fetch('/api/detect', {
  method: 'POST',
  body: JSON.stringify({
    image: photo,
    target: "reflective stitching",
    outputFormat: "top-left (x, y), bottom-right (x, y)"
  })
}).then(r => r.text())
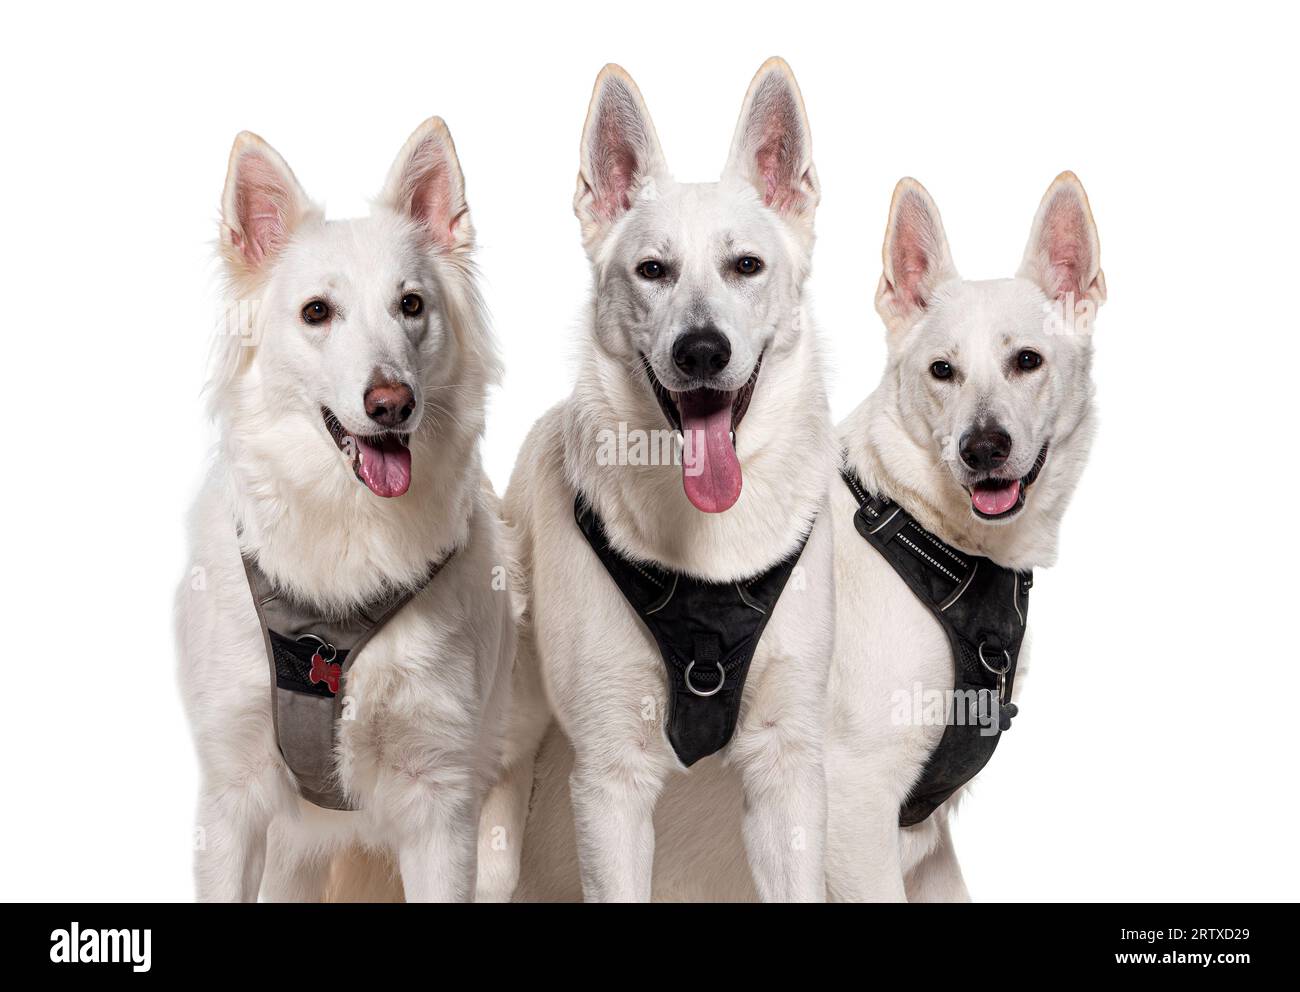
top-left (907, 521), bottom-right (969, 570)
top-left (735, 583), bottom-right (767, 615)
top-left (644, 574), bottom-right (678, 615)
top-left (895, 532), bottom-right (963, 584)
top-left (868, 506), bottom-right (902, 535)
top-left (939, 560), bottom-right (979, 612)
top-left (625, 559), bottom-right (665, 589)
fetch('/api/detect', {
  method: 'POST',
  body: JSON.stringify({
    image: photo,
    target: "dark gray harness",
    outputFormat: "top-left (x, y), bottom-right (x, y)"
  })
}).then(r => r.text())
top-left (241, 546), bottom-right (454, 810)
top-left (841, 468), bottom-right (1032, 826)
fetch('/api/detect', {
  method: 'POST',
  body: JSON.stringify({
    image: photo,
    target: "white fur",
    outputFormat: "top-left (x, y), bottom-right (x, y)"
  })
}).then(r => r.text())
top-left (176, 120), bottom-right (514, 902)
top-left (487, 172), bottom-right (1105, 902)
top-left (477, 60), bottom-right (838, 902)
top-left (826, 172), bottom-right (1106, 900)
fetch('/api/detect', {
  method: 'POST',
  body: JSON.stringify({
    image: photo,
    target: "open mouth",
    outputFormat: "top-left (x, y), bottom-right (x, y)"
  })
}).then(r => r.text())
top-left (322, 407), bottom-right (412, 498)
top-left (966, 442), bottom-right (1049, 520)
top-left (643, 354), bottom-right (762, 514)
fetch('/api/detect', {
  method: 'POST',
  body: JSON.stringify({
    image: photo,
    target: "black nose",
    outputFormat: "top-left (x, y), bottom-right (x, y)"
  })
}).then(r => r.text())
top-left (959, 424), bottom-right (1012, 472)
top-left (364, 380), bottom-right (416, 428)
top-left (672, 327), bottom-right (731, 379)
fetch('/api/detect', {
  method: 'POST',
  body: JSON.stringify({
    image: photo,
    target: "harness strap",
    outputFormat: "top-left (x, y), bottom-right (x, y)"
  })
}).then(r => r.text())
top-left (241, 545), bottom-right (455, 810)
top-left (574, 495), bottom-right (809, 767)
top-left (840, 466), bottom-right (1032, 826)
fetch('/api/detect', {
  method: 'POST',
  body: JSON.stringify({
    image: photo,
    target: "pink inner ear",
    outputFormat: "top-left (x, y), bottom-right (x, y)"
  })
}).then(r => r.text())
top-left (401, 136), bottom-right (457, 249)
top-left (748, 79), bottom-right (805, 214)
top-left (593, 122), bottom-right (637, 218)
top-left (235, 155), bottom-right (295, 266)
top-left (590, 83), bottom-right (646, 220)
top-left (891, 194), bottom-right (940, 310)
top-left (1039, 189), bottom-right (1093, 299)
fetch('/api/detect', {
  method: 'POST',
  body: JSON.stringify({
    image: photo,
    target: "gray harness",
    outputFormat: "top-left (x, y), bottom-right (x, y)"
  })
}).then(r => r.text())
top-left (241, 546), bottom-right (454, 810)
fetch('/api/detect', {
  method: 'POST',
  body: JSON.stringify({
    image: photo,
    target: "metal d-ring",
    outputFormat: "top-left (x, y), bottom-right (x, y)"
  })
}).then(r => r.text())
top-left (684, 660), bottom-right (726, 698)
top-left (297, 633), bottom-right (338, 663)
top-left (977, 641), bottom-right (1011, 676)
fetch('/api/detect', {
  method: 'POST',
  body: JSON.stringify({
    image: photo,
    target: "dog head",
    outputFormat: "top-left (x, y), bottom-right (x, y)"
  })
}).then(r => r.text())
top-left (875, 173), bottom-right (1105, 524)
top-left (574, 58), bottom-right (819, 512)
top-left (215, 118), bottom-right (482, 499)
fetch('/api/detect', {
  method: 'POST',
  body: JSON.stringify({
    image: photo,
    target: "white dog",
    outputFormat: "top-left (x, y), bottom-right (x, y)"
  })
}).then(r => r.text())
top-left (824, 173), bottom-right (1106, 900)
top-left (476, 59), bottom-right (838, 902)
top-left (176, 119), bottom-right (514, 902)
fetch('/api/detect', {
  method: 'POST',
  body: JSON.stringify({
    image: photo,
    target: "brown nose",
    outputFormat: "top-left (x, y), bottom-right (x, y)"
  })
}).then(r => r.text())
top-left (364, 381), bottom-right (416, 428)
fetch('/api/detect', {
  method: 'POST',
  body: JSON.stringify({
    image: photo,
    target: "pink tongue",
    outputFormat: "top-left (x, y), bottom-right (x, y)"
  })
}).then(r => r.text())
top-left (679, 390), bottom-right (741, 513)
top-left (971, 479), bottom-right (1021, 516)
top-left (356, 437), bottom-right (412, 498)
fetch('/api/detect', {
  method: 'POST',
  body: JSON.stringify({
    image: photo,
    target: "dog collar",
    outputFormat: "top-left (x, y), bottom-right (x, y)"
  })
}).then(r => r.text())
top-left (240, 539), bottom-right (456, 810)
top-left (574, 495), bottom-right (810, 767)
top-left (841, 465), bottom-right (1032, 827)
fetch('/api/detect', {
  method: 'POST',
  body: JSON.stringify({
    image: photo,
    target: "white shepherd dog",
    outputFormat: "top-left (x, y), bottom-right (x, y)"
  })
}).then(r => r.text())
top-left (477, 59), bottom-right (839, 902)
top-left (176, 118), bottom-right (514, 902)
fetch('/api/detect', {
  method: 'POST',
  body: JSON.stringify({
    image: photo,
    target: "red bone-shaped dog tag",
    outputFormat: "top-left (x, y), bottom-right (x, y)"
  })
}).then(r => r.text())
top-left (308, 651), bottom-right (341, 694)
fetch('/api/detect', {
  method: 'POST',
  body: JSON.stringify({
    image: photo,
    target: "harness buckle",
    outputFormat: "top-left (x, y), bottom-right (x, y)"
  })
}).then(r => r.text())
top-left (683, 660), bottom-right (726, 698)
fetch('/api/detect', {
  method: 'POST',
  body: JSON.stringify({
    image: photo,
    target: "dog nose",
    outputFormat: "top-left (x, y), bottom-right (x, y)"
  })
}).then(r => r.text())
top-left (959, 424), bottom-right (1012, 472)
top-left (364, 380), bottom-right (416, 429)
top-left (672, 327), bottom-right (731, 379)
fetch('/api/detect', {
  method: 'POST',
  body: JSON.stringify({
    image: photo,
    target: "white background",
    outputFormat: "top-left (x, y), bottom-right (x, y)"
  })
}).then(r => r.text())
top-left (2, 1), bottom-right (1296, 901)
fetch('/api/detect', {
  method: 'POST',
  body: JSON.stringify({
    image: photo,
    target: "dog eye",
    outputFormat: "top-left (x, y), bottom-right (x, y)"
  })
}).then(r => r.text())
top-left (930, 360), bottom-right (954, 381)
top-left (735, 256), bottom-right (763, 276)
top-left (1017, 349), bottom-right (1043, 371)
top-left (636, 259), bottom-right (666, 280)
top-left (400, 293), bottom-right (424, 317)
top-left (301, 300), bottom-right (331, 325)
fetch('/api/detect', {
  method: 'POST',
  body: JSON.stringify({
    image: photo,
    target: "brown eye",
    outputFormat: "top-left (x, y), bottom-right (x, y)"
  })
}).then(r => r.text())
top-left (931, 360), bottom-right (954, 380)
top-left (1017, 349), bottom-right (1043, 371)
top-left (301, 300), bottom-right (330, 325)
top-left (736, 255), bottom-right (763, 276)
top-left (400, 293), bottom-right (424, 317)
top-left (636, 259), bottom-right (665, 280)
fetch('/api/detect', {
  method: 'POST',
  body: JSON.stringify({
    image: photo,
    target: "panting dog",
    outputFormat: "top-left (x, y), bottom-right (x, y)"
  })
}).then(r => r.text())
top-left (824, 172), bottom-right (1106, 900)
top-left (476, 59), bottom-right (839, 902)
top-left (176, 118), bottom-right (514, 902)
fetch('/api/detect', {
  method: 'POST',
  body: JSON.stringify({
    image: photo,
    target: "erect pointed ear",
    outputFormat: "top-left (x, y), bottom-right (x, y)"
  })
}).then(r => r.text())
top-left (380, 116), bottom-right (473, 254)
top-left (1018, 171), bottom-right (1106, 307)
top-left (723, 57), bottom-right (819, 228)
top-left (875, 178), bottom-right (959, 334)
top-left (220, 132), bottom-right (314, 279)
top-left (574, 64), bottom-right (667, 254)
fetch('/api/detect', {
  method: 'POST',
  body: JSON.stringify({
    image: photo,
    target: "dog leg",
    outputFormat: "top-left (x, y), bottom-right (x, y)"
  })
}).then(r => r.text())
top-left (728, 721), bottom-right (828, 902)
top-left (260, 818), bottom-right (331, 903)
top-left (568, 746), bottom-right (668, 902)
top-left (475, 737), bottom-right (545, 902)
top-left (825, 792), bottom-right (907, 902)
top-left (193, 760), bottom-right (283, 902)
top-left (389, 778), bottom-right (480, 903)
top-left (476, 622), bottom-right (550, 902)
top-left (903, 816), bottom-right (971, 902)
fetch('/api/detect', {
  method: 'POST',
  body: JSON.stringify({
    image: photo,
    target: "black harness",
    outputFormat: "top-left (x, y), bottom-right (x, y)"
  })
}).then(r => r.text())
top-left (241, 544), bottom-right (454, 810)
top-left (575, 496), bottom-right (809, 767)
top-left (840, 468), bottom-right (1032, 827)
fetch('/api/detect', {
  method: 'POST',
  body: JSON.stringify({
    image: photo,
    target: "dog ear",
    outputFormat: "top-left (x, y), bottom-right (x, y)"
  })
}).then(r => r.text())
top-left (1018, 171), bottom-right (1106, 307)
top-left (220, 132), bottom-right (314, 279)
top-left (380, 116), bottom-right (473, 254)
top-left (574, 64), bottom-right (667, 253)
top-left (875, 178), bottom-right (958, 334)
top-left (723, 57), bottom-right (819, 229)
